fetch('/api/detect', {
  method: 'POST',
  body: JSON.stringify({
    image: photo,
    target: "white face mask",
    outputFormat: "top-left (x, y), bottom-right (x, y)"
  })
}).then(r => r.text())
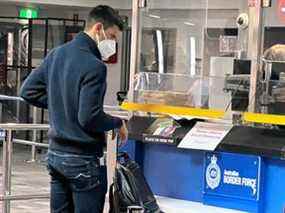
top-left (96, 28), bottom-right (116, 61)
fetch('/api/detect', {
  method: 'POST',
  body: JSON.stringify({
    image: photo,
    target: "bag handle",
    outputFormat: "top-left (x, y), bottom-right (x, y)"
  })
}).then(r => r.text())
top-left (117, 152), bottom-right (129, 160)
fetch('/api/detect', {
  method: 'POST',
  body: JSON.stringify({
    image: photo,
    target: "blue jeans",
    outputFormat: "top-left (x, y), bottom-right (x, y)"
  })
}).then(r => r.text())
top-left (47, 150), bottom-right (107, 213)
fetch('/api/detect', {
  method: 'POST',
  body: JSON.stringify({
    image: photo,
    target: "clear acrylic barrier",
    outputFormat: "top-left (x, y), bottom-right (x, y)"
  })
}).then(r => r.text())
top-left (130, 1), bottom-right (247, 112)
top-left (258, 78), bottom-right (285, 116)
top-left (133, 72), bottom-right (248, 112)
top-left (126, 0), bottom-right (285, 125)
top-left (131, 70), bottom-right (285, 117)
top-left (136, 0), bottom-right (248, 76)
top-left (138, 1), bottom-right (208, 75)
top-left (242, 77), bottom-right (285, 126)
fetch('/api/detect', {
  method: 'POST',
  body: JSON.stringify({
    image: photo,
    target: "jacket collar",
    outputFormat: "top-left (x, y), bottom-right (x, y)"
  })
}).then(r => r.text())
top-left (74, 32), bottom-right (102, 60)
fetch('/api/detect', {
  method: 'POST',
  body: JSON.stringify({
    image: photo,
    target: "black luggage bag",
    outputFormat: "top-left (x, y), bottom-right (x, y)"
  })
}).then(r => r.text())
top-left (109, 152), bottom-right (162, 213)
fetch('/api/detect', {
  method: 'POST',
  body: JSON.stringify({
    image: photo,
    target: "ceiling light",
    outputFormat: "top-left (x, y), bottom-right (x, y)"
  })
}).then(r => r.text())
top-left (148, 14), bottom-right (161, 19)
top-left (184, 22), bottom-right (195, 26)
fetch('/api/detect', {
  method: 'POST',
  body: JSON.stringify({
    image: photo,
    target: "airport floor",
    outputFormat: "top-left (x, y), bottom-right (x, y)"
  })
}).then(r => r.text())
top-left (0, 145), bottom-right (244, 213)
top-left (0, 145), bottom-right (50, 213)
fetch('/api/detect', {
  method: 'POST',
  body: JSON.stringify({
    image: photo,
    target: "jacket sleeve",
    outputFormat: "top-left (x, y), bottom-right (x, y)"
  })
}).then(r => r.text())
top-left (78, 64), bottom-right (122, 133)
top-left (20, 56), bottom-right (49, 109)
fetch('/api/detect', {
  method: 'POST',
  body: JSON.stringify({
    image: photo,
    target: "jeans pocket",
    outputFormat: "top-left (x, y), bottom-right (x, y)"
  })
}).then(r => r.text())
top-left (62, 158), bottom-right (101, 192)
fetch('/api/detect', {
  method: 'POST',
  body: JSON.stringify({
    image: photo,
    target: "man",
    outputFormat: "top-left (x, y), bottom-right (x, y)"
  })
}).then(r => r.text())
top-left (20, 5), bottom-right (128, 213)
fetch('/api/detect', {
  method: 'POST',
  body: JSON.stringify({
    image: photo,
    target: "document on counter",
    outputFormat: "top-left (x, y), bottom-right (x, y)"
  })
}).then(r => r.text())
top-left (178, 122), bottom-right (233, 151)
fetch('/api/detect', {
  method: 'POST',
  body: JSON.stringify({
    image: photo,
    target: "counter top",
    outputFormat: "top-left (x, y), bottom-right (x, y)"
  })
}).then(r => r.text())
top-left (127, 116), bottom-right (285, 159)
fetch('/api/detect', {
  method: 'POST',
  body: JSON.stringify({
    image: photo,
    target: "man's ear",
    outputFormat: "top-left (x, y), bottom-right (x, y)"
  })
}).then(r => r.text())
top-left (93, 22), bottom-right (103, 34)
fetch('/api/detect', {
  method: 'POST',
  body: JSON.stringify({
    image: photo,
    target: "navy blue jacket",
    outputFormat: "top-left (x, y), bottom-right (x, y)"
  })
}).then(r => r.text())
top-left (20, 32), bottom-right (122, 156)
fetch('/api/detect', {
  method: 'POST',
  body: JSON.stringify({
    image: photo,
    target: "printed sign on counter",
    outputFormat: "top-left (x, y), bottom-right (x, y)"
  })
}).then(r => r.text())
top-left (143, 135), bottom-right (175, 144)
top-left (204, 152), bottom-right (263, 202)
top-left (178, 122), bottom-right (232, 151)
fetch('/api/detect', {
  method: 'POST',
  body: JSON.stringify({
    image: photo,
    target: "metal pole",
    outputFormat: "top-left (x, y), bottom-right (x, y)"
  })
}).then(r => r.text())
top-left (106, 132), bottom-right (117, 192)
top-left (1, 193), bottom-right (50, 201)
top-left (248, 0), bottom-right (264, 113)
top-left (7, 130), bottom-right (12, 202)
top-left (13, 139), bottom-right (49, 148)
top-left (0, 124), bottom-right (49, 130)
top-left (2, 130), bottom-right (8, 213)
top-left (25, 19), bottom-right (33, 140)
top-left (0, 103), bottom-right (2, 122)
top-left (30, 107), bottom-right (37, 162)
top-left (16, 28), bottom-right (22, 120)
top-left (2, 129), bottom-right (12, 213)
top-left (128, 0), bottom-right (141, 105)
top-left (40, 19), bottom-right (49, 144)
top-left (121, 26), bottom-right (129, 91)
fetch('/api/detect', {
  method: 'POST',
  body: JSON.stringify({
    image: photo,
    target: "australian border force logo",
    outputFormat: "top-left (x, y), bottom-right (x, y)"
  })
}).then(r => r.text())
top-left (206, 155), bottom-right (221, 190)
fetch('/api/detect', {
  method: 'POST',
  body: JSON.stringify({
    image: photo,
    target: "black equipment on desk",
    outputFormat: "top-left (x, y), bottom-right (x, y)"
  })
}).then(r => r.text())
top-left (231, 59), bottom-right (251, 111)
top-left (267, 62), bottom-right (285, 115)
top-left (117, 91), bottom-right (128, 105)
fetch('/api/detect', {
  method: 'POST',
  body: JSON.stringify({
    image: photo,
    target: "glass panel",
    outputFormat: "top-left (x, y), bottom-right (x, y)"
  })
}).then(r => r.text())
top-left (133, 72), bottom-right (248, 112)
top-left (32, 19), bottom-right (46, 67)
top-left (258, 61), bottom-right (285, 116)
top-left (47, 20), bottom-right (65, 51)
top-left (248, 3), bottom-right (285, 124)
top-left (129, 0), bottom-right (253, 122)
top-left (0, 18), bottom-right (29, 126)
top-left (47, 19), bottom-right (85, 51)
top-left (137, 0), bottom-right (207, 75)
top-left (0, 18), bottom-right (28, 68)
top-left (202, 0), bottom-right (249, 119)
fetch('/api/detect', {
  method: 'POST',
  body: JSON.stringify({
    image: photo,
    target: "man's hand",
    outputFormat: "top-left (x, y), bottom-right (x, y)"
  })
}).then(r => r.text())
top-left (118, 120), bottom-right (128, 147)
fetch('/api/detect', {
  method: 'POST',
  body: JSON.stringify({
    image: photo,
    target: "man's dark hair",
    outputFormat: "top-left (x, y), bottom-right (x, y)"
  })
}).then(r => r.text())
top-left (86, 5), bottom-right (124, 31)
